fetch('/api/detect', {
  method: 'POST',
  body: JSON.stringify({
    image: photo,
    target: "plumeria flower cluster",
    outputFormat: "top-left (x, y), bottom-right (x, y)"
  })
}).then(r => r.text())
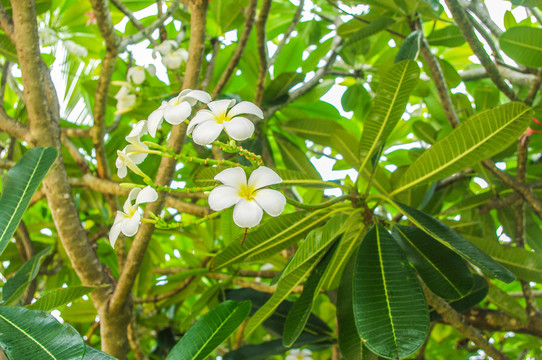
top-left (109, 186), bottom-right (158, 247)
top-left (153, 40), bottom-right (189, 69)
top-left (127, 64), bottom-right (156, 85)
top-left (111, 88), bottom-right (285, 246)
top-left (286, 349), bottom-right (313, 360)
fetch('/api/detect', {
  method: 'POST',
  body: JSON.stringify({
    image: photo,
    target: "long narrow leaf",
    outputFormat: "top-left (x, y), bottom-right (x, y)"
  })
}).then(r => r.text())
top-left (385, 199), bottom-right (515, 283)
top-left (28, 286), bottom-right (96, 312)
top-left (358, 60), bottom-right (419, 177)
top-left (0, 306), bottom-right (85, 360)
top-left (166, 300), bottom-right (251, 360)
top-left (393, 103), bottom-right (532, 195)
top-left (353, 225), bottom-right (429, 359)
top-left (0, 147), bottom-right (58, 256)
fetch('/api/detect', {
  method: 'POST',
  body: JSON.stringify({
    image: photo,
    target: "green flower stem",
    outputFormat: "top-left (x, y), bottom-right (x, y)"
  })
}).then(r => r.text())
top-left (144, 141), bottom-right (250, 170)
top-left (154, 209), bottom-right (228, 230)
top-left (213, 140), bottom-right (263, 167)
top-left (285, 195), bottom-right (352, 210)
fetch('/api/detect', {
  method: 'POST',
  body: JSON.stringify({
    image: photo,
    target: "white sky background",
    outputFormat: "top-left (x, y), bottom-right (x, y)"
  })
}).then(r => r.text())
top-left (51, 0), bottom-right (531, 196)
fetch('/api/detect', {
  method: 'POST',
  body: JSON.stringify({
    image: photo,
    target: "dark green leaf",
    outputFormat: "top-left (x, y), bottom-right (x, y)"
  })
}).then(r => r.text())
top-left (430, 275), bottom-right (488, 321)
top-left (353, 224), bottom-right (429, 359)
top-left (0, 147), bottom-right (58, 257)
top-left (0, 307), bottom-right (85, 360)
top-left (427, 25), bottom-right (465, 47)
top-left (500, 27), bottom-right (542, 68)
top-left (28, 286), bottom-right (96, 312)
top-left (166, 300), bottom-right (251, 360)
top-left (395, 30), bottom-right (421, 63)
top-left (391, 225), bottom-right (474, 300)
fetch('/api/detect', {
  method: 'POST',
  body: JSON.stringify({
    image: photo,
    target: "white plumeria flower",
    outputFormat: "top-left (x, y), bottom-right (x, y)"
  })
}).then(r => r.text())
top-left (162, 48), bottom-right (189, 69)
top-left (115, 85), bottom-right (136, 114)
top-left (109, 186), bottom-right (158, 247)
top-left (285, 349), bottom-right (312, 360)
top-left (39, 27), bottom-right (58, 45)
top-left (153, 39), bottom-right (178, 57)
top-left (127, 65), bottom-right (156, 85)
top-left (147, 89), bottom-right (211, 137)
top-left (115, 120), bottom-right (149, 178)
top-left (64, 40), bottom-right (88, 57)
top-left (187, 99), bottom-right (263, 146)
top-left (208, 166), bottom-right (285, 228)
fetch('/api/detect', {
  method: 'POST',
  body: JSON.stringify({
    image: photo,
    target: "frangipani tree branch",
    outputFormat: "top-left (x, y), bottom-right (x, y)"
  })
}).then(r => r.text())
top-left (445, 0), bottom-right (518, 101)
top-left (110, 0), bottom-right (208, 315)
top-left (254, 0), bottom-right (272, 106)
top-left (0, 108), bottom-right (29, 141)
top-left (120, 0), bottom-right (182, 52)
top-left (211, 0), bottom-right (258, 98)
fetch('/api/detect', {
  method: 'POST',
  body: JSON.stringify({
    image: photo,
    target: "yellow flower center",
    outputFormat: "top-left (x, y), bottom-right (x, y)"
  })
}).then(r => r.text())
top-left (297, 355), bottom-right (304, 360)
top-left (215, 111), bottom-right (231, 124)
top-left (238, 184), bottom-right (255, 201)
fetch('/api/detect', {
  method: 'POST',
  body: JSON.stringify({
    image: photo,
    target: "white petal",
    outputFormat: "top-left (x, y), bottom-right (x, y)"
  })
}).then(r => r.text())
top-left (162, 53), bottom-right (183, 69)
top-left (233, 199), bottom-right (263, 228)
top-left (214, 167), bottom-right (246, 188)
top-left (285, 357), bottom-right (296, 360)
top-left (228, 101), bottom-right (264, 119)
top-left (177, 48), bottom-right (189, 61)
top-left (253, 189), bottom-right (286, 217)
top-left (127, 187), bottom-right (142, 206)
top-left (191, 120), bottom-right (224, 145)
top-left (163, 101), bottom-right (192, 125)
top-left (179, 89), bottom-right (192, 97)
top-left (223, 116), bottom-right (255, 141)
top-left (116, 158), bottom-right (127, 178)
top-left (147, 103), bottom-right (166, 137)
top-left (121, 211), bottom-right (141, 237)
top-left (207, 99), bottom-right (235, 115)
top-left (109, 222), bottom-right (122, 248)
top-left (185, 89), bottom-right (212, 104)
top-left (135, 186), bottom-right (158, 205)
top-left (248, 166), bottom-right (283, 189)
top-left (301, 349), bottom-right (312, 356)
top-left (208, 185), bottom-right (241, 211)
top-left (127, 67), bottom-right (145, 84)
top-left (126, 120), bottom-right (147, 143)
top-left (125, 144), bottom-right (148, 164)
top-left (187, 110), bottom-right (214, 134)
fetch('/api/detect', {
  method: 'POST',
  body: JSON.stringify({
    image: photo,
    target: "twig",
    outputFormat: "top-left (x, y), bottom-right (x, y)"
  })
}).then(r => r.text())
top-left (61, 136), bottom-right (91, 174)
top-left (268, 0), bottom-right (304, 67)
top-left (460, 66), bottom-right (537, 87)
top-left (483, 160), bottom-right (542, 221)
top-left (0, 61), bottom-right (9, 103)
top-left (531, 8), bottom-right (542, 26)
top-left (110, 0), bottom-right (159, 47)
top-left (0, 108), bottom-right (29, 141)
top-left (0, 3), bottom-right (14, 43)
top-left (120, 0), bottom-right (181, 52)
top-left (445, 0), bottom-right (517, 101)
top-left (524, 68), bottom-right (542, 106)
top-left (254, 0), bottom-right (273, 106)
top-left (422, 283), bottom-right (511, 360)
top-left (466, 0), bottom-right (503, 37)
top-left (127, 319), bottom-right (148, 360)
top-left (202, 38), bottom-right (219, 91)
top-left (413, 17), bottom-right (460, 128)
top-left (212, 0), bottom-right (258, 98)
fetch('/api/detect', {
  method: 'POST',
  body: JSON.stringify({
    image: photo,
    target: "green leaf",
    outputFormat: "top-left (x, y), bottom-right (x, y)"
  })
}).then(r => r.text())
top-left (385, 199), bottom-right (516, 283)
top-left (321, 220), bottom-right (365, 290)
top-left (282, 118), bottom-right (337, 147)
top-left (358, 60), bottom-right (420, 176)
top-left (341, 84), bottom-right (371, 113)
top-left (2, 247), bottom-right (51, 305)
top-left (353, 224), bottom-right (429, 359)
top-left (337, 253), bottom-right (362, 360)
top-left (427, 25), bottom-right (465, 47)
top-left (487, 286), bottom-right (527, 323)
top-left (274, 133), bottom-right (320, 178)
top-left (500, 27), bottom-right (542, 68)
top-left (245, 214), bottom-right (346, 336)
top-left (263, 72), bottom-right (305, 105)
top-left (212, 210), bottom-right (329, 269)
top-left (393, 102), bottom-right (532, 195)
top-left (395, 30), bottom-right (421, 63)
top-left (282, 244), bottom-right (336, 347)
top-left (244, 253), bottom-right (324, 336)
top-left (0, 306), bottom-right (85, 360)
top-left (429, 274), bottom-right (488, 321)
top-left (83, 346), bottom-right (118, 360)
top-left (28, 286), bottom-right (96, 312)
top-left (0, 34), bottom-right (17, 62)
top-left (166, 300), bottom-right (251, 360)
top-left (412, 120), bottom-right (438, 144)
top-left (331, 129), bottom-right (361, 168)
top-left (391, 226), bottom-right (474, 300)
top-left (466, 235), bottom-right (542, 283)
top-left (0, 147), bottom-right (58, 257)
top-left (342, 18), bottom-right (395, 49)
top-left (510, 0), bottom-right (542, 6)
